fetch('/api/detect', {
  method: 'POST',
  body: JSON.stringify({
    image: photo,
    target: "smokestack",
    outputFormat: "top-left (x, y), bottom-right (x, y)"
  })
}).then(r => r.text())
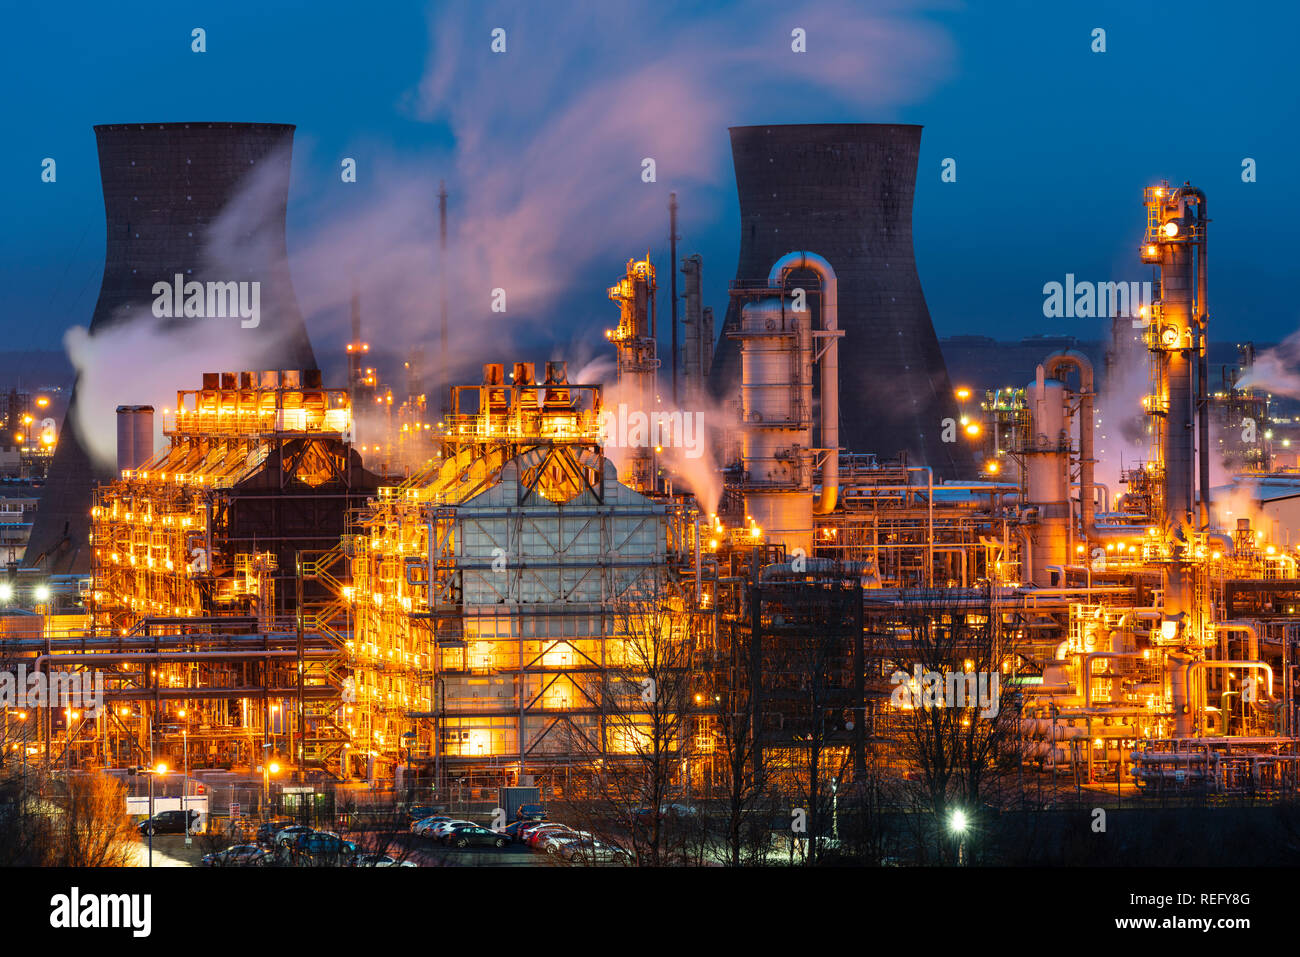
top-left (438, 181), bottom-right (449, 415)
top-left (114, 405), bottom-right (154, 474)
top-left (26, 122), bottom-right (316, 574)
top-left (681, 254), bottom-right (707, 403)
top-left (669, 192), bottom-right (679, 405)
top-left (710, 124), bottom-right (969, 478)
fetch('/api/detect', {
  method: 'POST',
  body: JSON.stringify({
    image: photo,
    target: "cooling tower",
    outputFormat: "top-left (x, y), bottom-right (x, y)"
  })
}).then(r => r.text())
top-left (26, 122), bottom-right (316, 575)
top-left (709, 124), bottom-right (969, 479)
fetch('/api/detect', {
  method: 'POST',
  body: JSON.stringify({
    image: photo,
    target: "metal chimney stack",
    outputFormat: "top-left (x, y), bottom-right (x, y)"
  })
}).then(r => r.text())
top-left (710, 124), bottom-right (969, 478)
top-left (26, 122), bottom-right (317, 574)
top-left (114, 405), bottom-right (154, 474)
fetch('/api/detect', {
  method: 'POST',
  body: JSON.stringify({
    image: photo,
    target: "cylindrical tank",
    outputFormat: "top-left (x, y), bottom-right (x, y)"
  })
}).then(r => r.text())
top-left (1169, 653), bottom-right (1194, 737)
top-left (115, 405), bottom-right (155, 473)
top-left (738, 297), bottom-right (813, 554)
top-left (1025, 374), bottom-right (1070, 584)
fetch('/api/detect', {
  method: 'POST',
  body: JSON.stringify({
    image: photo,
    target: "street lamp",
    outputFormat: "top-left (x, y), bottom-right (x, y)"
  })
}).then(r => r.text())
top-left (130, 763), bottom-right (169, 867)
top-left (949, 809), bottom-right (968, 865)
top-left (262, 746), bottom-right (281, 818)
top-left (178, 710), bottom-right (191, 845)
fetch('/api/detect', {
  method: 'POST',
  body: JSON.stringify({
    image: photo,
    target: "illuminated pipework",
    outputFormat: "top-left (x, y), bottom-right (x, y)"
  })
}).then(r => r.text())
top-left (166, 370), bottom-right (351, 441)
top-left (607, 257), bottom-right (660, 494)
top-left (1140, 181), bottom-right (1209, 537)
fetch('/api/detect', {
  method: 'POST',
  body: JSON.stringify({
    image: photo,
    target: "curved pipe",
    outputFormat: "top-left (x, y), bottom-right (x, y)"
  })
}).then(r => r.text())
top-left (768, 251), bottom-right (838, 514)
top-left (1214, 622), bottom-right (1259, 660)
top-left (1184, 660), bottom-right (1273, 713)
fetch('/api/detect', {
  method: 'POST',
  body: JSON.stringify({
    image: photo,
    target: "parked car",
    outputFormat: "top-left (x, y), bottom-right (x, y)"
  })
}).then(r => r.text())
top-left (442, 824), bottom-right (509, 849)
top-left (138, 809), bottom-right (201, 836)
top-left (558, 839), bottom-right (630, 865)
top-left (201, 844), bottom-right (271, 867)
top-left (502, 819), bottom-right (548, 843)
top-left (351, 853), bottom-right (419, 867)
top-left (525, 823), bottom-right (572, 849)
top-left (426, 819), bottom-right (476, 840)
top-left (540, 829), bottom-right (592, 855)
top-left (256, 819), bottom-right (296, 846)
top-left (404, 805), bottom-right (439, 824)
top-left (293, 831), bottom-right (358, 864)
top-left (274, 824), bottom-right (315, 847)
top-left (411, 815), bottom-right (454, 836)
top-left (515, 803), bottom-right (547, 821)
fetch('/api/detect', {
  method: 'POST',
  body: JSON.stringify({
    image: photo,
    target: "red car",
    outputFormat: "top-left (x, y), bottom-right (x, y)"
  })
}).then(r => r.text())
top-left (525, 823), bottom-right (572, 849)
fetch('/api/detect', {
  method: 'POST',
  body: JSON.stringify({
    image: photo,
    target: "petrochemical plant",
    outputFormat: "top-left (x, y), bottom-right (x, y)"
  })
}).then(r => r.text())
top-left (5, 121), bottom-right (1300, 817)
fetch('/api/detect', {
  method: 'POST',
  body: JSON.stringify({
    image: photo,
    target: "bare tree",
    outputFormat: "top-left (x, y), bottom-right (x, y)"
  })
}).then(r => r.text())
top-left (61, 772), bottom-right (139, 867)
top-left (703, 614), bottom-right (770, 866)
top-left (0, 769), bottom-right (137, 866)
top-left (876, 588), bottom-right (1023, 864)
top-left (560, 582), bottom-right (698, 866)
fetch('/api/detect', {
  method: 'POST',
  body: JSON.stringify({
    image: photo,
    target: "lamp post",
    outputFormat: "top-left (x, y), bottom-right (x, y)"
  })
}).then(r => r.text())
top-left (261, 745), bottom-right (280, 819)
top-left (131, 763), bottom-right (168, 867)
top-left (179, 709), bottom-right (190, 845)
top-left (949, 808), bottom-right (968, 866)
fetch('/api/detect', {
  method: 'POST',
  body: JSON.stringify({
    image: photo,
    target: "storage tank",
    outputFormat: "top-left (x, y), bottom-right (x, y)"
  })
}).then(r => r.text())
top-left (735, 296), bottom-right (814, 554)
top-left (1024, 371), bottom-right (1069, 585)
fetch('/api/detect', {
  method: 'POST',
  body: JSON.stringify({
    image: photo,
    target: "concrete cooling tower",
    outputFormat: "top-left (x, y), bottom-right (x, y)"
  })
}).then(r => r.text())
top-left (26, 122), bottom-right (317, 574)
top-left (709, 123), bottom-right (969, 479)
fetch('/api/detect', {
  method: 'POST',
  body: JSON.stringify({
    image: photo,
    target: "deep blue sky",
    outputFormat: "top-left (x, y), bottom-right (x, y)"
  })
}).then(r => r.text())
top-left (3, 0), bottom-right (1298, 373)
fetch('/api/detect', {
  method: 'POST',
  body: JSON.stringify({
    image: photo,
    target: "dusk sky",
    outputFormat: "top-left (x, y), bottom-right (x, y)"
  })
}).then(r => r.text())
top-left (4, 0), bottom-right (1298, 373)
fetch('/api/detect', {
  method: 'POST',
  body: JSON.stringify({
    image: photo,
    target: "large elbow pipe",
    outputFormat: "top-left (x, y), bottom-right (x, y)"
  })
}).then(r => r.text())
top-left (1215, 622), bottom-right (1259, 660)
top-left (769, 251), bottom-right (838, 514)
top-left (1184, 660), bottom-right (1273, 713)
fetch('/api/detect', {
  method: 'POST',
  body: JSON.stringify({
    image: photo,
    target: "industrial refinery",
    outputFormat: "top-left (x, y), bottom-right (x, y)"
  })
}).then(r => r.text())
top-left (8, 121), bottom-right (1296, 832)
top-left (5, 13), bottom-right (1299, 922)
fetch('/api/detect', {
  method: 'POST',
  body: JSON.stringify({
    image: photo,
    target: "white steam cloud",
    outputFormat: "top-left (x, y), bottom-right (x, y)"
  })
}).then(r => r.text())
top-left (66, 0), bottom-right (953, 488)
top-left (1236, 329), bottom-right (1300, 398)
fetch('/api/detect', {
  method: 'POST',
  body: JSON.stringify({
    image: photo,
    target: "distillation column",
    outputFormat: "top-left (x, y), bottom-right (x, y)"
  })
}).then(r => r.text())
top-left (1022, 367), bottom-right (1070, 585)
top-left (1142, 182), bottom-right (1208, 623)
top-left (607, 257), bottom-right (660, 494)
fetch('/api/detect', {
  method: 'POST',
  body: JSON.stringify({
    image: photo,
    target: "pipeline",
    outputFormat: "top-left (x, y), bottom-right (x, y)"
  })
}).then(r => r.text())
top-left (1215, 622), bottom-right (1259, 660)
top-left (1183, 659), bottom-right (1274, 714)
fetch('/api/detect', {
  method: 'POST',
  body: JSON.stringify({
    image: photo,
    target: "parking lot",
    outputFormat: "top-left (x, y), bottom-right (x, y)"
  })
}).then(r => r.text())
top-left (153, 805), bottom-right (645, 868)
